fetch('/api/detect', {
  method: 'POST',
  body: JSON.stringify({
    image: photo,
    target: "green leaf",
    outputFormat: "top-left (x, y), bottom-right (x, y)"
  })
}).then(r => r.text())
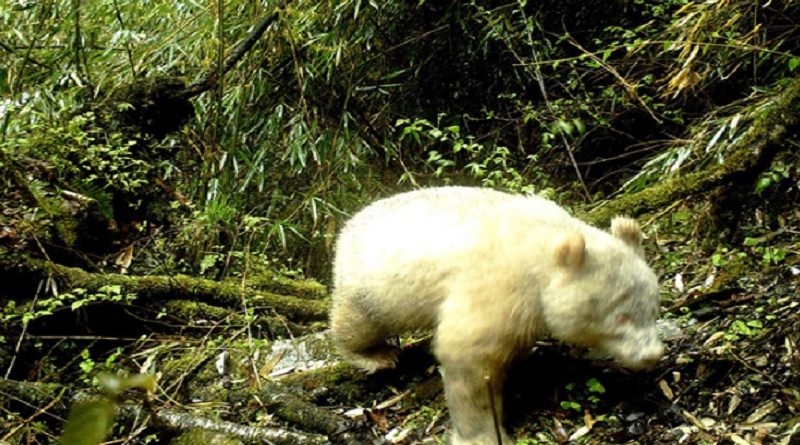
top-left (672, 210), bottom-right (691, 222)
top-left (556, 119), bottom-right (574, 136)
top-left (731, 320), bottom-right (752, 336)
top-left (97, 373), bottom-right (156, 397)
top-left (586, 377), bottom-right (606, 394)
top-left (199, 254), bottom-right (219, 275)
top-left (98, 285), bottom-right (122, 295)
top-left (743, 237), bottom-right (761, 246)
top-left (382, 69), bottom-right (407, 80)
top-left (445, 125), bottom-right (460, 136)
top-left (61, 399), bottom-right (115, 445)
top-left (711, 253), bottom-right (727, 267)
top-left (788, 57), bottom-right (800, 72)
top-left (573, 118), bottom-right (585, 135)
top-left (745, 320), bottom-right (763, 329)
top-left (560, 400), bottom-right (582, 411)
top-left (754, 177), bottom-right (772, 194)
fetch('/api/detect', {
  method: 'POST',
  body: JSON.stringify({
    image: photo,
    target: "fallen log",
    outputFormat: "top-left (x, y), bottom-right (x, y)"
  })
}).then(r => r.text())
top-left (0, 378), bottom-right (329, 445)
top-left (255, 380), bottom-right (370, 445)
top-left (584, 74), bottom-right (800, 226)
top-left (0, 248), bottom-right (328, 324)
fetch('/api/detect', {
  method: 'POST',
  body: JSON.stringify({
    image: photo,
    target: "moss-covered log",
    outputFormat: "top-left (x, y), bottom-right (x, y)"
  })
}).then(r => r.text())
top-left (279, 338), bottom-right (441, 407)
top-left (255, 380), bottom-right (370, 445)
top-left (236, 272), bottom-right (327, 301)
top-left (0, 249), bottom-right (328, 323)
top-left (0, 378), bottom-right (328, 445)
top-left (584, 74), bottom-right (800, 226)
top-left (151, 408), bottom-right (328, 445)
top-left (169, 430), bottom-right (245, 445)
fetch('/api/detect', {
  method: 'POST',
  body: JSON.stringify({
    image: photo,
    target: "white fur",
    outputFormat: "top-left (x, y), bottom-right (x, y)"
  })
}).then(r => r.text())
top-left (330, 187), bottom-right (664, 444)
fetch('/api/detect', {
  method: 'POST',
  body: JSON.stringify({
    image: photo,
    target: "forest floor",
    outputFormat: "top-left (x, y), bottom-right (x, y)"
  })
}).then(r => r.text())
top-left (275, 198), bottom-right (800, 445)
top-left (2, 190), bottom-right (798, 445)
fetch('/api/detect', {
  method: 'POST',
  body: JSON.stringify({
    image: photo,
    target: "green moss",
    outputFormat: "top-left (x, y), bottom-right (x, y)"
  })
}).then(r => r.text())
top-left (0, 379), bottom-right (65, 407)
top-left (252, 273), bottom-right (327, 300)
top-left (164, 300), bottom-right (231, 319)
top-left (170, 429), bottom-right (244, 445)
top-left (37, 263), bottom-right (329, 322)
top-left (584, 74), bottom-right (800, 226)
top-left (54, 215), bottom-right (79, 247)
top-left (281, 362), bottom-right (379, 405)
top-left (707, 253), bottom-right (750, 294)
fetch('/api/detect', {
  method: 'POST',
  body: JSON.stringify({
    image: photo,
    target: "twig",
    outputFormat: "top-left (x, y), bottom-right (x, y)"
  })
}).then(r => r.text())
top-left (485, 371), bottom-right (503, 445)
top-left (240, 241), bottom-right (262, 391)
top-left (70, 0), bottom-right (92, 84)
top-left (567, 36), bottom-right (662, 124)
top-left (728, 350), bottom-right (785, 389)
top-left (533, 62), bottom-right (592, 200)
top-left (360, 24), bottom-right (450, 67)
top-left (23, 335), bottom-right (147, 342)
top-left (519, 10), bottom-right (591, 200)
top-left (0, 39), bottom-right (49, 69)
top-left (10, 1), bottom-right (55, 95)
top-left (110, 0), bottom-right (136, 77)
top-left (5, 278), bottom-right (44, 379)
top-left (0, 386), bottom-right (67, 441)
top-left (211, 0), bottom-right (225, 144)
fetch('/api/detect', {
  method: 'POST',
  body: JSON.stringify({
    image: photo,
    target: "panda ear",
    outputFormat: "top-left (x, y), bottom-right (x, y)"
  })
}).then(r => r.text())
top-left (610, 216), bottom-right (645, 258)
top-left (554, 233), bottom-right (585, 269)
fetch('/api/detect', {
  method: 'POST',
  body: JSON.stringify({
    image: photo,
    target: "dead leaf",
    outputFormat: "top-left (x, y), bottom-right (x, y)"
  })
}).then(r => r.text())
top-left (368, 409), bottom-right (390, 432)
top-left (703, 273), bottom-right (715, 288)
top-left (259, 349), bottom-right (286, 377)
top-left (583, 411), bottom-right (596, 429)
top-left (746, 400), bottom-right (779, 423)
top-left (375, 390), bottom-right (409, 410)
top-left (704, 331), bottom-right (727, 347)
top-left (674, 273), bottom-right (685, 292)
top-left (0, 226), bottom-right (17, 240)
top-left (658, 379), bottom-right (674, 401)
top-left (551, 417), bottom-right (568, 443)
top-left (568, 425), bottom-right (591, 442)
top-left (728, 433), bottom-right (751, 445)
top-left (385, 427), bottom-right (411, 444)
top-left (754, 427), bottom-right (769, 445)
top-left (682, 409), bottom-right (709, 431)
top-left (115, 245), bottom-right (134, 273)
top-left (728, 393), bottom-right (742, 415)
top-left (343, 407), bottom-right (366, 419)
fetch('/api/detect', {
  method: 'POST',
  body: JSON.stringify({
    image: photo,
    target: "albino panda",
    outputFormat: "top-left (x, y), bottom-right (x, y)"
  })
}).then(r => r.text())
top-left (330, 187), bottom-right (664, 445)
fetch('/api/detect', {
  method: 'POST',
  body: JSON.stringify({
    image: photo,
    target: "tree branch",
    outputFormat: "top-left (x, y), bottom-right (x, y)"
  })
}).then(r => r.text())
top-left (180, 1), bottom-right (287, 99)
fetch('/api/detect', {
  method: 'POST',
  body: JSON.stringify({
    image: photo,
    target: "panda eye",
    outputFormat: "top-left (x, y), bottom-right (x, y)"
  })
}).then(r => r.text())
top-left (616, 313), bottom-right (631, 325)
